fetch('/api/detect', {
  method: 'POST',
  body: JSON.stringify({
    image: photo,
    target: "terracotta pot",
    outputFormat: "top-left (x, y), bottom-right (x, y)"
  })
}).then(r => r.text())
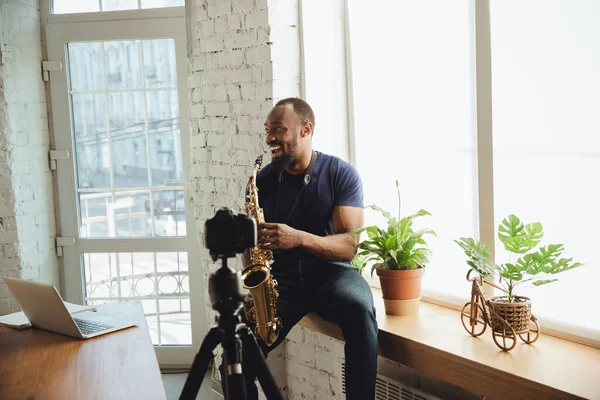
top-left (376, 267), bottom-right (425, 300)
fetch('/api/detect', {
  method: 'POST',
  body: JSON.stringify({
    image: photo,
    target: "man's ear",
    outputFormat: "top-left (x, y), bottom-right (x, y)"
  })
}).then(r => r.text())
top-left (302, 122), bottom-right (313, 138)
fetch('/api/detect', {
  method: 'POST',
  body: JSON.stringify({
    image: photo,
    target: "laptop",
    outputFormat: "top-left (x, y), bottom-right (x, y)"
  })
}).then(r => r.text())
top-left (3, 277), bottom-right (138, 339)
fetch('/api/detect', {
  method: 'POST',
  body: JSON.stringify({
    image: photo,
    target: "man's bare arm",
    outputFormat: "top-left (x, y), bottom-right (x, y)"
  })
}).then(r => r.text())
top-left (300, 206), bottom-right (363, 261)
top-left (258, 206), bottom-right (364, 262)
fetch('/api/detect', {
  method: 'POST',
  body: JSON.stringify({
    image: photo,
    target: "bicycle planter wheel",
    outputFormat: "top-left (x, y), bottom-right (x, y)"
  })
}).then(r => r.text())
top-left (460, 301), bottom-right (487, 337)
top-left (488, 307), bottom-right (518, 351)
top-left (519, 315), bottom-right (541, 344)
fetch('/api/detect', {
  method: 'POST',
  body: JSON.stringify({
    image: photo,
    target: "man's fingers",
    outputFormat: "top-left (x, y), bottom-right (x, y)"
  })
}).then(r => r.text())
top-left (257, 232), bottom-right (270, 240)
top-left (258, 228), bottom-right (277, 238)
top-left (258, 242), bottom-right (276, 250)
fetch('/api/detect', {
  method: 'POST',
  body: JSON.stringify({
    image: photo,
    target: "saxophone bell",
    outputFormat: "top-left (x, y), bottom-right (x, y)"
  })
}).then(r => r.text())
top-left (241, 263), bottom-right (282, 346)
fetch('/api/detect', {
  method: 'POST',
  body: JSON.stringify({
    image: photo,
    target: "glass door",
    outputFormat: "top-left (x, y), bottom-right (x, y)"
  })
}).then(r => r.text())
top-left (46, 17), bottom-right (206, 366)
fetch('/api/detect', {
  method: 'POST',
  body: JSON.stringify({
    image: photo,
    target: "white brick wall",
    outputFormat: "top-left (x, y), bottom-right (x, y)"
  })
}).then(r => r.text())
top-left (285, 325), bottom-right (346, 400)
top-left (0, 0), bottom-right (59, 315)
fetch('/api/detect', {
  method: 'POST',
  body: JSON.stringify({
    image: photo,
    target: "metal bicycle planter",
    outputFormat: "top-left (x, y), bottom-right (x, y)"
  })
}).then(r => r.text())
top-left (460, 269), bottom-right (540, 351)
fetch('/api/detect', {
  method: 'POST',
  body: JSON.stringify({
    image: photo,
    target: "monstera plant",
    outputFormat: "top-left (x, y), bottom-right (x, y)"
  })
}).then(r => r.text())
top-left (455, 214), bottom-right (583, 303)
top-left (352, 181), bottom-right (435, 315)
top-left (455, 214), bottom-right (584, 338)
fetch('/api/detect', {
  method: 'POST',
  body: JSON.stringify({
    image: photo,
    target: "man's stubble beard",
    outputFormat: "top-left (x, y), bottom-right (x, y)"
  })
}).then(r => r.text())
top-left (271, 136), bottom-right (300, 172)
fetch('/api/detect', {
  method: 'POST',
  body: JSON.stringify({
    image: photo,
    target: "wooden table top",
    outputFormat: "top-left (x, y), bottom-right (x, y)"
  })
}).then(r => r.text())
top-left (0, 301), bottom-right (167, 400)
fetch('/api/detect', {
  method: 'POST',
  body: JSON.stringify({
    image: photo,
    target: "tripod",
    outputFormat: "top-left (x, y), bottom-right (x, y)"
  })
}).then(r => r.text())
top-left (179, 257), bottom-right (284, 400)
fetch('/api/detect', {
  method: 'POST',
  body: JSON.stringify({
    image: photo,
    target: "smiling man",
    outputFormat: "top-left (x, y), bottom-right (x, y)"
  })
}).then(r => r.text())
top-left (228, 97), bottom-right (379, 400)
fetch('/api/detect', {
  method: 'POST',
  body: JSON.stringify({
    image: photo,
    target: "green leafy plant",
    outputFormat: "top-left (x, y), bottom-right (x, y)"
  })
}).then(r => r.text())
top-left (455, 215), bottom-right (584, 302)
top-left (351, 253), bottom-right (368, 275)
top-left (351, 181), bottom-right (436, 276)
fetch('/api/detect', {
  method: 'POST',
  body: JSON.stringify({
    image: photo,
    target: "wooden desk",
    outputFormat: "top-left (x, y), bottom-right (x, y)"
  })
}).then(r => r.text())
top-left (0, 301), bottom-right (167, 400)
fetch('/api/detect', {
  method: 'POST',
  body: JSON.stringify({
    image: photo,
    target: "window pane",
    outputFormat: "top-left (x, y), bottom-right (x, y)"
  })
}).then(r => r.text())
top-left (52, 0), bottom-right (184, 14)
top-left (348, 0), bottom-right (476, 300)
top-left (141, 0), bottom-right (185, 9)
top-left (72, 93), bottom-right (110, 189)
top-left (53, 0), bottom-right (99, 14)
top-left (68, 42), bottom-right (104, 91)
top-left (147, 90), bottom-right (182, 186)
top-left (491, 0), bottom-right (600, 336)
top-left (84, 252), bottom-right (191, 345)
top-left (152, 190), bottom-right (186, 237)
top-left (113, 191), bottom-right (151, 237)
top-left (143, 39), bottom-right (177, 89)
top-left (109, 91), bottom-right (148, 187)
top-left (102, 0), bottom-right (138, 12)
top-left (302, 0), bottom-right (348, 160)
top-left (105, 41), bottom-right (142, 91)
top-left (80, 192), bottom-right (111, 238)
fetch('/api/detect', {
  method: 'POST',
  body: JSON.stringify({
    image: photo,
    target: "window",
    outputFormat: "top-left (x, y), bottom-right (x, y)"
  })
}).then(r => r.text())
top-left (490, 0), bottom-right (600, 337)
top-left (301, 0), bottom-right (350, 161)
top-left (304, 0), bottom-right (600, 342)
top-left (52, 0), bottom-right (184, 14)
top-left (43, 0), bottom-right (203, 366)
top-left (347, 0), bottom-right (478, 304)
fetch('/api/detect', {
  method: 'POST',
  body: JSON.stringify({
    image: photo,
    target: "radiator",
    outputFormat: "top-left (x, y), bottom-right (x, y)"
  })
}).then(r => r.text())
top-left (341, 363), bottom-right (444, 400)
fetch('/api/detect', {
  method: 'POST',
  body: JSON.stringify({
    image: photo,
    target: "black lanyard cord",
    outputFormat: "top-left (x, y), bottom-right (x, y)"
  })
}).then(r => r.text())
top-left (274, 151), bottom-right (318, 224)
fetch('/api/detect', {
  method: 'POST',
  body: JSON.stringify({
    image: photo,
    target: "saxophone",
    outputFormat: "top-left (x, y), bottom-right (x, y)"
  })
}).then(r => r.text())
top-left (241, 155), bottom-right (282, 346)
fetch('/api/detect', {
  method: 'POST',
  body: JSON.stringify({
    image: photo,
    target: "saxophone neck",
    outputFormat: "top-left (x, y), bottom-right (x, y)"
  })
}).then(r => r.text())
top-left (248, 155), bottom-right (263, 210)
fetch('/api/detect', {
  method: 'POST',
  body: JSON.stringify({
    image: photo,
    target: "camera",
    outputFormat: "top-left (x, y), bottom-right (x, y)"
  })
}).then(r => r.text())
top-left (205, 207), bottom-right (256, 261)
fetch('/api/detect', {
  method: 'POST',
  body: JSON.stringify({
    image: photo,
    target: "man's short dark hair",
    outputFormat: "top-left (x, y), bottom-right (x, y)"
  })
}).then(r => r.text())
top-left (275, 97), bottom-right (315, 130)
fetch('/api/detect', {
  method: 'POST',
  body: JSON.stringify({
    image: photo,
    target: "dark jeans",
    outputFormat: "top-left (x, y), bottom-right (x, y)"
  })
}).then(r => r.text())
top-left (219, 260), bottom-right (378, 400)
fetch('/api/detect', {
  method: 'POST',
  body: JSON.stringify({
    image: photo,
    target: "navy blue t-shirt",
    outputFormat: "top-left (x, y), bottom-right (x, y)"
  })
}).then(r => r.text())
top-left (255, 151), bottom-right (363, 268)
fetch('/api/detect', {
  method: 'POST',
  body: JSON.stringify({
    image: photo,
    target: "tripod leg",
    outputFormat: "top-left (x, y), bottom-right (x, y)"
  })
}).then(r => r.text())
top-left (179, 326), bottom-right (222, 400)
top-left (238, 325), bottom-right (284, 400)
top-left (222, 329), bottom-right (248, 400)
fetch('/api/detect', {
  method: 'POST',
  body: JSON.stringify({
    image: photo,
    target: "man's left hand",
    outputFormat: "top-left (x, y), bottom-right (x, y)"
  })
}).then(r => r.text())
top-left (257, 223), bottom-right (303, 250)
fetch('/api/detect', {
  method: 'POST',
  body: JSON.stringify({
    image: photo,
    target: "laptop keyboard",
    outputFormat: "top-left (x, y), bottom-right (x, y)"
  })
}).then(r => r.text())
top-left (74, 318), bottom-right (115, 335)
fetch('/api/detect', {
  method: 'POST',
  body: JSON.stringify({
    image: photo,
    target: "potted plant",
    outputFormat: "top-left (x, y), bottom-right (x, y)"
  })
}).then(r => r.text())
top-left (351, 252), bottom-right (368, 276)
top-left (455, 214), bottom-right (583, 334)
top-left (352, 181), bottom-right (436, 315)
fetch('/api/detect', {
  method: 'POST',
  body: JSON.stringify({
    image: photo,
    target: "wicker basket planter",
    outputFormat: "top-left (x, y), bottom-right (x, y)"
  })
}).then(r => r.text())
top-left (488, 296), bottom-right (532, 334)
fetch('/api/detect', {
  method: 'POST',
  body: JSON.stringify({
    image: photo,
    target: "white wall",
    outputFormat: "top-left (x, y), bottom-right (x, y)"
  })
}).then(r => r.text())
top-left (0, 0), bottom-right (59, 315)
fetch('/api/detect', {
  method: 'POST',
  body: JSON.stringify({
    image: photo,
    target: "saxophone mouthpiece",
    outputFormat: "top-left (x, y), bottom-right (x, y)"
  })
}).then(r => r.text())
top-left (255, 155), bottom-right (263, 166)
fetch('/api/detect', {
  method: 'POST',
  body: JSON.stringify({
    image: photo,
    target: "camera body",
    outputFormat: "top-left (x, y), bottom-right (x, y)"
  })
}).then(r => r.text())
top-left (205, 207), bottom-right (256, 261)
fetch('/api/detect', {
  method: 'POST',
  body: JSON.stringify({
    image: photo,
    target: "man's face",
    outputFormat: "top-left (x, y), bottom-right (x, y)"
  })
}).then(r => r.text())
top-left (264, 104), bottom-right (302, 169)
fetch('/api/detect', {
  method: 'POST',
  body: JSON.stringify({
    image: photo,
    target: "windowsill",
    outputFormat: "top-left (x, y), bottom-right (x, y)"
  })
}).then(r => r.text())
top-left (298, 287), bottom-right (600, 400)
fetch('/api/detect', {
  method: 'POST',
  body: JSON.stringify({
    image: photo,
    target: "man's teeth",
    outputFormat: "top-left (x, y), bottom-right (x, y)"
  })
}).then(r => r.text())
top-left (270, 146), bottom-right (281, 151)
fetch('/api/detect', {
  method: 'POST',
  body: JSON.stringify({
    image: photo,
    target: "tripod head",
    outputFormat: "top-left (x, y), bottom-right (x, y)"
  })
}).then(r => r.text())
top-left (208, 257), bottom-right (246, 330)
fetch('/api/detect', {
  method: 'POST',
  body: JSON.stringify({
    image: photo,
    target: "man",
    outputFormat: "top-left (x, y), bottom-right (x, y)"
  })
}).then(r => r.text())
top-left (223, 97), bottom-right (378, 400)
